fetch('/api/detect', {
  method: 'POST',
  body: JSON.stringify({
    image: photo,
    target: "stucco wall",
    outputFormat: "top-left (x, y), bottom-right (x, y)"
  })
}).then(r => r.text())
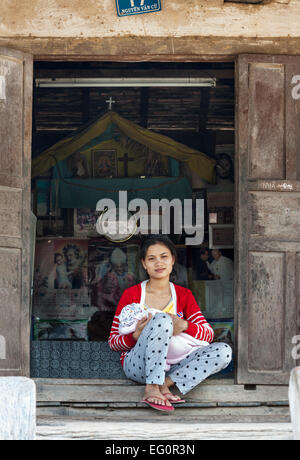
top-left (0, 0), bottom-right (298, 39)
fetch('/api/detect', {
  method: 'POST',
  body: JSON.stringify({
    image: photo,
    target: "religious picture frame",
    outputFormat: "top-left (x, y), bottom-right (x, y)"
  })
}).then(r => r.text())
top-left (92, 150), bottom-right (118, 178)
top-left (144, 150), bottom-right (167, 177)
top-left (74, 209), bottom-right (99, 238)
top-left (32, 238), bottom-right (96, 322)
top-left (67, 152), bottom-right (91, 178)
top-left (88, 242), bottom-right (141, 313)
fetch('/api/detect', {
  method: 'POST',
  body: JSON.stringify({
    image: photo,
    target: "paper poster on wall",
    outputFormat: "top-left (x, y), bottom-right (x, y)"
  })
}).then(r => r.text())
top-left (33, 239), bottom-right (96, 320)
top-left (89, 243), bottom-right (140, 312)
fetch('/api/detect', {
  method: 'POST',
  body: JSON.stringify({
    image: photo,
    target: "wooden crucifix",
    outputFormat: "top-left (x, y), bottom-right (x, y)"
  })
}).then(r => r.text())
top-left (118, 153), bottom-right (134, 177)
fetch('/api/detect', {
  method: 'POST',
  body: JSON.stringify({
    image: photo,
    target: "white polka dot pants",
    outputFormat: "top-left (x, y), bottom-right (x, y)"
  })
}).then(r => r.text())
top-left (123, 313), bottom-right (232, 394)
top-left (123, 313), bottom-right (173, 385)
top-left (167, 342), bottom-right (232, 395)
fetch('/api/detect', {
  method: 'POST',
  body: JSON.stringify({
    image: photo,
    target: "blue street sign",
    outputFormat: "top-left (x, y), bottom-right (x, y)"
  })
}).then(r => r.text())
top-left (116, 0), bottom-right (161, 17)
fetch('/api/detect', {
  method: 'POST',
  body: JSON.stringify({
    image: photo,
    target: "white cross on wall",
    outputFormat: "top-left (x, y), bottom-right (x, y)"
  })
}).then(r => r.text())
top-left (106, 97), bottom-right (116, 111)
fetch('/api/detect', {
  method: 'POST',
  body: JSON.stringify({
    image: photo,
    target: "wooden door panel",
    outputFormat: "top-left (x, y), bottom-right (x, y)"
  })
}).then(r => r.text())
top-left (248, 63), bottom-right (285, 180)
top-left (0, 248), bottom-right (22, 373)
top-left (0, 187), bottom-right (22, 238)
top-left (297, 255), bottom-right (300, 356)
top-left (0, 48), bottom-right (32, 376)
top-left (0, 53), bottom-right (24, 186)
top-left (248, 252), bottom-right (285, 372)
top-left (236, 54), bottom-right (300, 384)
top-left (285, 63), bottom-right (300, 181)
top-left (248, 192), bottom-right (300, 242)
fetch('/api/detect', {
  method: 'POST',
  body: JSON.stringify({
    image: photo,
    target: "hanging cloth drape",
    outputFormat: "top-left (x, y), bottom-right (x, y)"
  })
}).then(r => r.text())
top-left (32, 111), bottom-right (216, 183)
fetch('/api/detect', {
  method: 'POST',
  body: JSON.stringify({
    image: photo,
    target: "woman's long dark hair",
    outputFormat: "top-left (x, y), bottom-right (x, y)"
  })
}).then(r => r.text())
top-left (140, 236), bottom-right (178, 281)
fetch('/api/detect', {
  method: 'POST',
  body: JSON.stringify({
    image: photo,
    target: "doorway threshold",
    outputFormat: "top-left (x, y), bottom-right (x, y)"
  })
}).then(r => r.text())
top-left (34, 377), bottom-right (288, 405)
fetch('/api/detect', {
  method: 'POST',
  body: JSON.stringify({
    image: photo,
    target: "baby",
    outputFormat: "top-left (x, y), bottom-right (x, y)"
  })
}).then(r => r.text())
top-left (119, 303), bottom-right (208, 371)
top-left (55, 253), bottom-right (72, 289)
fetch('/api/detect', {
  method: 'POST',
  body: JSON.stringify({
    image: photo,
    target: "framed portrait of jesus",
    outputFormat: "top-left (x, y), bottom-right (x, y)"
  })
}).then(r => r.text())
top-left (92, 150), bottom-right (117, 178)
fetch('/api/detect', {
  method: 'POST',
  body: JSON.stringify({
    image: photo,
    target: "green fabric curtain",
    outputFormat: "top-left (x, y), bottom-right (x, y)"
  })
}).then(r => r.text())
top-left (51, 177), bottom-right (193, 209)
top-left (33, 111), bottom-right (216, 183)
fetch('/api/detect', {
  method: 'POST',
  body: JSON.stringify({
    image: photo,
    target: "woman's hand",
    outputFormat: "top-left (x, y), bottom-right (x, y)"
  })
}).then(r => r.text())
top-left (132, 314), bottom-right (153, 342)
top-left (168, 314), bottom-right (188, 336)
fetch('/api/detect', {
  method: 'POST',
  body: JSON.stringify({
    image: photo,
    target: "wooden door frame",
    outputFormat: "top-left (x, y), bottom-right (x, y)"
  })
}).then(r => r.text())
top-left (30, 53), bottom-right (239, 385)
top-left (0, 47), bottom-right (33, 376)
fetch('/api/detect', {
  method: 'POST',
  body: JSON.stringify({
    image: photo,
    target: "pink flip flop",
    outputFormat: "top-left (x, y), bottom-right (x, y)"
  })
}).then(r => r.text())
top-left (162, 393), bottom-right (186, 404)
top-left (141, 397), bottom-right (175, 412)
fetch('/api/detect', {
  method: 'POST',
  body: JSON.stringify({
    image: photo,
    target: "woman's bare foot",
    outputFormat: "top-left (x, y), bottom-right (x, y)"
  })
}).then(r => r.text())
top-left (143, 384), bottom-right (172, 407)
top-left (159, 377), bottom-right (183, 402)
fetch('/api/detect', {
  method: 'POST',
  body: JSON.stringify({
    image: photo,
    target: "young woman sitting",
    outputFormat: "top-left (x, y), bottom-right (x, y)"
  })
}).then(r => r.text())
top-left (109, 235), bottom-right (232, 412)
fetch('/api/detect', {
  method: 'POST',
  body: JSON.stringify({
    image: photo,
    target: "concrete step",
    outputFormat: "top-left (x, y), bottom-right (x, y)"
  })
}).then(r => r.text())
top-left (36, 416), bottom-right (293, 440)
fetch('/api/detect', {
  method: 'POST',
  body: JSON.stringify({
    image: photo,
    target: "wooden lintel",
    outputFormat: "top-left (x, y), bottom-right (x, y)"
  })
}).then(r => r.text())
top-left (2, 36), bottom-right (300, 61)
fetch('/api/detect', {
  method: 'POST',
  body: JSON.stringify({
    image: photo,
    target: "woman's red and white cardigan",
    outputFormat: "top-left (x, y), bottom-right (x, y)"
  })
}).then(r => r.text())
top-left (108, 283), bottom-right (215, 368)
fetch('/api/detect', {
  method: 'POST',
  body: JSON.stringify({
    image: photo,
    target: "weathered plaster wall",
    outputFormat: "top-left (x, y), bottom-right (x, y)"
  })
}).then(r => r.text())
top-left (0, 0), bottom-right (298, 39)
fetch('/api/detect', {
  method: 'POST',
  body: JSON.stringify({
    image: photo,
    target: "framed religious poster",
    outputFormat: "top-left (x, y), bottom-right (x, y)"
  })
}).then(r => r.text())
top-left (33, 238), bottom-right (96, 321)
top-left (67, 152), bottom-right (91, 178)
top-left (74, 208), bottom-right (100, 238)
top-left (88, 242), bottom-right (141, 313)
top-left (87, 241), bottom-right (141, 341)
top-left (92, 149), bottom-right (117, 178)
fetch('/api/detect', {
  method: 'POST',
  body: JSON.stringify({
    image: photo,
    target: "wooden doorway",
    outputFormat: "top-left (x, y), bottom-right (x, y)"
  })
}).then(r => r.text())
top-left (30, 61), bottom-right (236, 381)
top-left (1, 50), bottom-right (299, 389)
